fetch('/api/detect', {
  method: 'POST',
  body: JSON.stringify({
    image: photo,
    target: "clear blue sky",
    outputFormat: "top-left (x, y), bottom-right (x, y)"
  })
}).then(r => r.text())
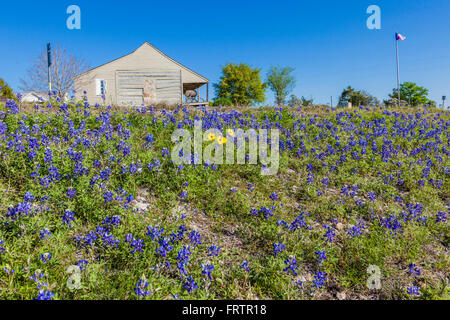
top-left (1, 0), bottom-right (449, 105)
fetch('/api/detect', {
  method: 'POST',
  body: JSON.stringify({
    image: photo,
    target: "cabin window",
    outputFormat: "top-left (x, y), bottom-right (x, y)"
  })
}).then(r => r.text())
top-left (96, 79), bottom-right (106, 96)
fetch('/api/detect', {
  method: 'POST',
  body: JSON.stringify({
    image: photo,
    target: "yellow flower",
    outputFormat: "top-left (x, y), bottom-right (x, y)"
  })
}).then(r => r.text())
top-left (217, 136), bottom-right (227, 144)
top-left (227, 129), bottom-right (235, 137)
top-left (207, 133), bottom-right (216, 141)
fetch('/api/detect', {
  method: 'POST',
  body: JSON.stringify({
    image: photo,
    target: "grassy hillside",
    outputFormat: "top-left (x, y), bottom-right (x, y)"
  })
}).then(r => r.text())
top-left (0, 100), bottom-right (448, 300)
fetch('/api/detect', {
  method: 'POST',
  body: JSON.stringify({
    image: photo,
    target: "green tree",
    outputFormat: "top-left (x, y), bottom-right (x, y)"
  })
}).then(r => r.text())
top-left (287, 94), bottom-right (313, 107)
top-left (0, 78), bottom-right (16, 100)
top-left (388, 82), bottom-right (434, 106)
top-left (266, 66), bottom-right (296, 105)
top-left (338, 86), bottom-right (378, 107)
top-left (214, 63), bottom-right (267, 106)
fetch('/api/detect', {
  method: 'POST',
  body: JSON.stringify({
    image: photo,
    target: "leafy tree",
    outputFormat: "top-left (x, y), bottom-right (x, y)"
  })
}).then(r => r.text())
top-left (338, 86), bottom-right (378, 107)
top-left (0, 78), bottom-right (16, 100)
top-left (388, 82), bottom-right (434, 107)
top-left (213, 97), bottom-right (233, 106)
top-left (266, 66), bottom-right (296, 105)
top-left (287, 94), bottom-right (313, 107)
top-left (214, 63), bottom-right (267, 106)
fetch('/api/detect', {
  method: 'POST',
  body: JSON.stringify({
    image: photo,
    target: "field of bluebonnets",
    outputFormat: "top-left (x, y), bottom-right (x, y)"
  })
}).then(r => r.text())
top-left (0, 96), bottom-right (448, 300)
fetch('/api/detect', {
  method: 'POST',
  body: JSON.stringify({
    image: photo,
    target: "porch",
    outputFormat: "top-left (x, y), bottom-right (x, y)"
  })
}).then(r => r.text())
top-left (183, 82), bottom-right (209, 106)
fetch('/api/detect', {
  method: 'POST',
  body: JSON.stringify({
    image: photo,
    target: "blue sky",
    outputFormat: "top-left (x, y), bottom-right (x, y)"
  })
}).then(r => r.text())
top-left (1, 0), bottom-right (449, 105)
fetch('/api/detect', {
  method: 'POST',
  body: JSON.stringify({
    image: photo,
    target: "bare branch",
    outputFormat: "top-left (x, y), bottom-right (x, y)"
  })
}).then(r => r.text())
top-left (20, 45), bottom-right (89, 99)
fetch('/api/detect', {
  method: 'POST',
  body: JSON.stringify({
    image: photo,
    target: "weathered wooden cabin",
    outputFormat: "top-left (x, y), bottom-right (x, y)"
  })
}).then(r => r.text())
top-left (74, 42), bottom-right (209, 106)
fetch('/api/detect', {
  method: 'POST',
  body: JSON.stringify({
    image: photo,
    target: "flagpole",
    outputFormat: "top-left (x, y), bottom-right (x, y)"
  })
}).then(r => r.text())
top-left (395, 34), bottom-right (401, 107)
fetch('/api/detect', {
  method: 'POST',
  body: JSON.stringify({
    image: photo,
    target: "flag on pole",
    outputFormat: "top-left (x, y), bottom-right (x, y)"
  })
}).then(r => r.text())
top-left (396, 33), bottom-right (406, 41)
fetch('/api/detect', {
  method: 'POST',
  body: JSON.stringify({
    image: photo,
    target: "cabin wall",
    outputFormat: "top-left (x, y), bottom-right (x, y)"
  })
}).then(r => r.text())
top-left (74, 44), bottom-right (206, 106)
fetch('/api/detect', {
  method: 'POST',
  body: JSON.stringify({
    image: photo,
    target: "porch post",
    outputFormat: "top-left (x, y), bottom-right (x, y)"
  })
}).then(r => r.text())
top-left (206, 82), bottom-right (209, 103)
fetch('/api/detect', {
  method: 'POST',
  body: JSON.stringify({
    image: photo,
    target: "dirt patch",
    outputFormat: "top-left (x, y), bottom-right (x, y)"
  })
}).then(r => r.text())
top-left (184, 204), bottom-right (244, 252)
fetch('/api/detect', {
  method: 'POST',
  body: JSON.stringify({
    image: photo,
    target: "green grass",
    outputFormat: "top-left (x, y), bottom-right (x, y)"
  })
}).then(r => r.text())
top-left (0, 101), bottom-right (448, 300)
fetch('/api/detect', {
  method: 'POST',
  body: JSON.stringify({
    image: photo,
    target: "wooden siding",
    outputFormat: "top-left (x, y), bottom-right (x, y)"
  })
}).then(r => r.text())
top-left (74, 43), bottom-right (208, 106)
top-left (115, 70), bottom-right (181, 106)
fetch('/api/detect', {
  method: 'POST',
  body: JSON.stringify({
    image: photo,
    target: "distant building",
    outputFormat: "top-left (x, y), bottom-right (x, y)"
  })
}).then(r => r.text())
top-left (20, 92), bottom-right (49, 103)
top-left (74, 42), bottom-right (209, 106)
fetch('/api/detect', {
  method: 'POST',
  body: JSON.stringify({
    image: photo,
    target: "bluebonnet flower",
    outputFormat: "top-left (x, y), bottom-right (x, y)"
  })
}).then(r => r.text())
top-left (61, 210), bottom-right (75, 228)
top-left (176, 246), bottom-right (192, 276)
top-left (77, 259), bottom-right (89, 271)
top-left (5, 99), bottom-right (20, 114)
top-left (7, 199), bottom-right (34, 220)
top-left (172, 293), bottom-right (182, 300)
top-left (100, 167), bottom-right (112, 181)
top-left (346, 221), bottom-right (366, 238)
top-left (44, 148), bottom-right (53, 164)
top-left (35, 289), bottom-right (55, 300)
top-left (125, 233), bottom-right (145, 254)
top-left (247, 183), bottom-right (254, 192)
top-left (269, 192), bottom-right (279, 201)
top-left (183, 276), bottom-right (198, 294)
top-left (240, 260), bottom-right (250, 272)
top-left (0, 240), bottom-right (5, 255)
top-left (188, 231), bottom-right (202, 247)
top-left (408, 263), bottom-right (421, 276)
top-left (283, 256), bottom-right (298, 275)
top-left (272, 242), bottom-right (285, 257)
top-left (250, 206), bottom-right (276, 220)
top-left (170, 225), bottom-right (187, 244)
top-left (24, 192), bottom-right (35, 202)
top-left (201, 263), bottom-right (214, 280)
top-left (322, 224), bottom-right (336, 243)
top-left (66, 188), bottom-right (76, 199)
top-left (40, 252), bottom-right (52, 264)
top-left (406, 286), bottom-right (421, 296)
top-left (102, 215), bottom-right (122, 228)
top-left (156, 237), bottom-right (173, 257)
top-left (146, 225), bottom-right (164, 241)
top-left (39, 228), bottom-right (52, 240)
top-left (135, 276), bottom-right (151, 297)
top-left (144, 133), bottom-right (154, 147)
top-left (104, 191), bottom-right (114, 203)
top-left (278, 210), bottom-right (311, 232)
top-left (312, 271), bottom-right (327, 289)
top-left (101, 232), bottom-right (120, 248)
top-left (29, 270), bottom-right (48, 289)
top-left (180, 191), bottom-right (188, 200)
top-left (162, 148), bottom-right (170, 157)
top-left (379, 215), bottom-right (403, 235)
top-left (436, 211), bottom-right (447, 223)
top-left (315, 250), bottom-right (327, 264)
top-left (3, 266), bottom-right (15, 274)
top-left (93, 160), bottom-right (101, 168)
top-left (208, 245), bottom-right (221, 257)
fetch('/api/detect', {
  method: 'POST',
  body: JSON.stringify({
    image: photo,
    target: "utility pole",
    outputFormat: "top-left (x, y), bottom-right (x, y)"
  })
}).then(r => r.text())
top-left (330, 96), bottom-right (333, 108)
top-left (47, 43), bottom-right (52, 96)
top-left (443, 96), bottom-right (446, 109)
